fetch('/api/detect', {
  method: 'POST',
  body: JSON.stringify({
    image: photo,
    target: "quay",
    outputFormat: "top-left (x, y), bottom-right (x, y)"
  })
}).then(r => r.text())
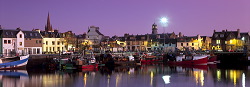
top-left (27, 54), bottom-right (72, 68)
top-left (214, 52), bottom-right (249, 64)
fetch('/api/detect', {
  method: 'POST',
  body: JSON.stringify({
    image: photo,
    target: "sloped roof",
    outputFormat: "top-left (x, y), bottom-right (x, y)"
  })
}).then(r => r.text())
top-left (40, 31), bottom-right (62, 38)
top-left (0, 29), bottom-right (20, 38)
top-left (96, 30), bottom-right (104, 36)
top-left (177, 36), bottom-right (198, 42)
top-left (23, 31), bottom-right (42, 38)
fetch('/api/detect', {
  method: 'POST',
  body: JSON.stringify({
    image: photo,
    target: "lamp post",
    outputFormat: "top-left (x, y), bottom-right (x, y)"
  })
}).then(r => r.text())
top-left (160, 17), bottom-right (169, 52)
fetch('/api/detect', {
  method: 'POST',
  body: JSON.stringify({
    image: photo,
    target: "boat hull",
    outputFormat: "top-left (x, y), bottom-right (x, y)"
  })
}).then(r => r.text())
top-left (81, 64), bottom-right (98, 70)
top-left (167, 56), bottom-right (208, 65)
top-left (0, 55), bottom-right (29, 70)
top-left (140, 56), bottom-right (163, 63)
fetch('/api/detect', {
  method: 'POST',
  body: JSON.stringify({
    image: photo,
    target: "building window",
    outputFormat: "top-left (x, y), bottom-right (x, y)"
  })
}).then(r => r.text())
top-left (46, 47), bottom-right (48, 51)
top-left (39, 40), bottom-right (42, 43)
top-left (4, 40), bottom-right (7, 44)
top-left (181, 43), bottom-right (183, 46)
top-left (220, 34), bottom-right (224, 37)
top-left (20, 34), bottom-right (22, 38)
top-left (57, 41), bottom-right (60, 45)
top-left (186, 43), bottom-right (188, 46)
top-left (36, 40), bottom-right (38, 44)
top-left (8, 40), bottom-right (11, 44)
top-left (216, 40), bottom-right (220, 44)
top-left (52, 41), bottom-right (55, 45)
top-left (192, 43), bottom-right (194, 46)
top-left (46, 41), bottom-right (48, 45)
top-left (141, 37), bottom-right (145, 40)
top-left (57, 47), bottom-right (60, 51)
top-left (19, 42), bottom-right (22, 46)
top-left (37, 48), bottom-right (40, 54)
top-left (169, 43), bottom-right (171, 46)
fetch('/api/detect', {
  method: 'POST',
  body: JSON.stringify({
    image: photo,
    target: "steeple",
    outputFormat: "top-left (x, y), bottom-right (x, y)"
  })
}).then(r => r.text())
top-left (45, 12), bottom-right (53, 32)
top-left (152, 23), bottom-right (158, 34)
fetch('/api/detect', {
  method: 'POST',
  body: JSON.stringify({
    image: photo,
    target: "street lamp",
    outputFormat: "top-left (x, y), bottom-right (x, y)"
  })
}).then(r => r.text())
top-left (160, 17), bottom-right (169, 52)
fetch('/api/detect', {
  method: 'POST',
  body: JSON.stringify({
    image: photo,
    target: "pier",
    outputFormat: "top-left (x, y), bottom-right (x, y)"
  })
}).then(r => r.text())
top-left (214, 52), bottom-right (248, 64)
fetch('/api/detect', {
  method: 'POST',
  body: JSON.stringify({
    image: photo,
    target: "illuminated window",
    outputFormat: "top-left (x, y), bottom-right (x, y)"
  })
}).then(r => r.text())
top-left (216, 40), bottom-right (220, 44)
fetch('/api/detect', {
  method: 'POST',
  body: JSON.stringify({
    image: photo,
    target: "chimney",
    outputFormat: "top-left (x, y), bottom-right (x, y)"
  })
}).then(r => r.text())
top-left (54, 29), bottom-right (59, 32)
top-left (33, 29), bottom-right (41, 33)
top-left (124, 33), bottom-right (129, 38)
top-left (237, 29), bottom-right (240, 38)
top-left (16, 27), bottom-right (21, 31)
top-left (179, 32), bottom-right (183, 37)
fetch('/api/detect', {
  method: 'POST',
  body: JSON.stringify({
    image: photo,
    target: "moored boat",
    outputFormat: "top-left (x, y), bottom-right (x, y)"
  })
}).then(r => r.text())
top-left (140, 53), bottom-right (162, 63)
top-left (167, 54), bottom-right (208, 65)
top-left (0, 55), bottom-right (29, 70)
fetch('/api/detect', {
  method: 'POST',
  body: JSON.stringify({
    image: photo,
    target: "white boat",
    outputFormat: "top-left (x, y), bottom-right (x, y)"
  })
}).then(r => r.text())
top-left (0, 55), bottom-right (29, 69)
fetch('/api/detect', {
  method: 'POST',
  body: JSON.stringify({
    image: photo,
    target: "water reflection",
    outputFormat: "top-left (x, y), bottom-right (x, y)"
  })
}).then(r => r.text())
top-left (1, 64), bottom-right (250, 87)
top-left (0, 70), bottom-right (28, 87)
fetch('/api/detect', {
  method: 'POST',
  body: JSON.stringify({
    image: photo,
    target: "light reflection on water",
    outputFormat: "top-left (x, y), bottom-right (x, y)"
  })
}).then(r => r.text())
top-left (0, 64), bottom-right (250, 87)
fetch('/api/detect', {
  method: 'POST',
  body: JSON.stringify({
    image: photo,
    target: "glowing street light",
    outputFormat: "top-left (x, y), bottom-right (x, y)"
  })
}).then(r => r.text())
top-left (160, 17), bottom-right (169, 27)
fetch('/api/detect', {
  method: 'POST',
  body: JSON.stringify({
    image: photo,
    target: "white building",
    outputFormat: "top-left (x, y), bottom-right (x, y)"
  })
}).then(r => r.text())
top-left (86, 26), bottom-right (104, 51)
top-left (0, 29), bottom-right (25, 57)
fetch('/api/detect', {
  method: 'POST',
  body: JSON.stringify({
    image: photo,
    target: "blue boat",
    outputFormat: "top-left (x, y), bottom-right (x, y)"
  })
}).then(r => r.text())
top-left (0, 55), bottom-right (29, 70)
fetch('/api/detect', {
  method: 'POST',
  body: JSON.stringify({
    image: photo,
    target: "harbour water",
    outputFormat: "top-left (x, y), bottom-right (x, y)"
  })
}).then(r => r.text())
top-left (1, 63), bottom-right (250, 87)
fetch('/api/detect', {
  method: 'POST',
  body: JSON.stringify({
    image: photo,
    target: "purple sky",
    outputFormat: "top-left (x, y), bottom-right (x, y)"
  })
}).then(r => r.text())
top-left (1, 0), bottom-right (250, 36)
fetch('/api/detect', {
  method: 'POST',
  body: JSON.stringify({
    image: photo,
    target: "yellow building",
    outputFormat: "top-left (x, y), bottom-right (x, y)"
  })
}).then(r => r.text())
top-left (177, 35), bottom-right (203, 51)
top-left (42, 37), bottom-right (65, 54)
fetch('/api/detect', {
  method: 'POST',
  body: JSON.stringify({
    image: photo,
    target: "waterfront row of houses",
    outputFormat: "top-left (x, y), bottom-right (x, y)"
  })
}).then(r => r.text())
top-left (1, 14), bottom-right (249, 56)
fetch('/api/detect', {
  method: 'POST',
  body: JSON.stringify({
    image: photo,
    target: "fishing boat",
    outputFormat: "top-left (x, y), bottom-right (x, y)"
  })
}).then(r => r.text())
top-left (0, 55), bottom-right (29, 70)
top-left (78, 50), bottom-right (98, 70)
top-left (167, 54), bottom-right (208, 65)
top-left (140, 52), bottom-right (162, 63)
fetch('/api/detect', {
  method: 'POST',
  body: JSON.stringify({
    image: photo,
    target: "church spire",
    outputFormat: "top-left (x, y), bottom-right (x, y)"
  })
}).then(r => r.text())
top-left (45, 12), bottom-right (53, 32)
